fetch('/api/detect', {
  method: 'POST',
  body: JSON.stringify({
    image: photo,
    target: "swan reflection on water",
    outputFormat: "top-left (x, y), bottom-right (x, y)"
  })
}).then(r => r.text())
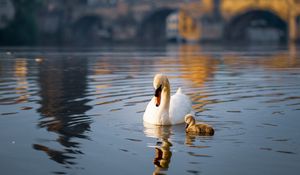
top-left (153, 139), bottom-right (172, 170)
top-left (144, 121), bottom-right (214, 174)
top-left (143, 123), bottom-right (173, 175)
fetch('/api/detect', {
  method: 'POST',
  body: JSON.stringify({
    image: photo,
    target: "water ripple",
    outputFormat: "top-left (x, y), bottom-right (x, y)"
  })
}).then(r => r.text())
top-left (1, 46), bottom-right (300, 174)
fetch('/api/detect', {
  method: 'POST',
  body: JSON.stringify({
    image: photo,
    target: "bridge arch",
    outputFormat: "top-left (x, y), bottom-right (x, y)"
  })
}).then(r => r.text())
top-left (224, 9), bottom-right (287, 43)
top-left (72, 15), bottom-right (109, 45)
top-left (137, 8), bottom-right (176, 43)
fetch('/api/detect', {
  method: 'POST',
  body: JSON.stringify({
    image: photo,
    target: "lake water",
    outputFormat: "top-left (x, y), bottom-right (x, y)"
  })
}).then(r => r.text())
top-left (0, 44), bottom-right (300, 175)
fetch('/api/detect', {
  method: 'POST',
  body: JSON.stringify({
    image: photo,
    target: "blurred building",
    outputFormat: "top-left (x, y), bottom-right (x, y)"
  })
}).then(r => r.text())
top-left (166, 11), bottom-right (201, 43)
top-left (0, 0), bottom-right (15, 29)
top-left (1, 0), bottom-right (300, 45)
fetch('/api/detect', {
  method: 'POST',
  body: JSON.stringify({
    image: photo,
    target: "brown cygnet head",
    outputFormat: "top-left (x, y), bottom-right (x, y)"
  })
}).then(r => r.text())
top-left (185, 114), bottom-right (195, 128)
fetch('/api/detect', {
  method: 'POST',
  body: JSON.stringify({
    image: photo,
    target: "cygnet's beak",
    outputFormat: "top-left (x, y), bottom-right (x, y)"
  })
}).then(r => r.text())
top-left (154, 85), bottom-right (162, 107)
top-left (185, 123), bottom-right (189, 129)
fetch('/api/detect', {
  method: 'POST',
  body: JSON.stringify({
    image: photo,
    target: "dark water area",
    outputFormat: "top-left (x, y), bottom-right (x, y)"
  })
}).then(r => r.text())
top-left (0, 44), bottom-right (300, 174)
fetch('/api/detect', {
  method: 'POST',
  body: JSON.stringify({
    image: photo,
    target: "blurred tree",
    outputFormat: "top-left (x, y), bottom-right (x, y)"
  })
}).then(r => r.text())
top-left (0, 0), bottom-right (42, 46)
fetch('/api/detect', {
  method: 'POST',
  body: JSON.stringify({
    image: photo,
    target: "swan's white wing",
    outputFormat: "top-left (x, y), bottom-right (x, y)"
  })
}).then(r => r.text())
top-left (169, 88), bottom-right (193, 124)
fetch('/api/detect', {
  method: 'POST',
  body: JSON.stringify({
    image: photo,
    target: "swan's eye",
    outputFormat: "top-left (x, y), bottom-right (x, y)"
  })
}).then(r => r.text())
top-left (154, 85), bottom-right (162, 97)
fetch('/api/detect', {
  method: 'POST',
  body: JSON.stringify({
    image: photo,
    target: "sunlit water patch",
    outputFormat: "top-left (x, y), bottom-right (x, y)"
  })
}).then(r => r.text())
top-left (0, 45), bottom-right (300, 174)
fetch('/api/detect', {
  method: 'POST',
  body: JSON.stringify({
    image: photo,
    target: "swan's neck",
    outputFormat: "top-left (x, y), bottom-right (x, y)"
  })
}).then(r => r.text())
top-left (160, 80), bottom-right (171, 112)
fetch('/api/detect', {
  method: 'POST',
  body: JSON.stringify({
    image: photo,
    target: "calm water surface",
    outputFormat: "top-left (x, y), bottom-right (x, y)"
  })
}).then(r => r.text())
top-left (0, 45), bottom-right (300, 174)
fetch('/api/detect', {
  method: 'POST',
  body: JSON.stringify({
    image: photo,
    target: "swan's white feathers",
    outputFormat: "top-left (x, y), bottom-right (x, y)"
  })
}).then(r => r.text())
top-left (169, 89), bottom-right (192, 124)
top-left (143, 74), bottom-right (193, 125)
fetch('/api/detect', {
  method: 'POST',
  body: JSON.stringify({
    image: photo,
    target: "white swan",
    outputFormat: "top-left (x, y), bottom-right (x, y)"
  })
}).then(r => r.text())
top-left (143, 74), bottom-right (193, 125)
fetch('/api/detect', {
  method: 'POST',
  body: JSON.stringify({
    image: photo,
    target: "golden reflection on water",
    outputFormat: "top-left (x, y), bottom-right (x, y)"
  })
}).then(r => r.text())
top-left (177, 45), bottom-right (219, 88)
top-left (14, 58), bottom-right (29, 104)
top-left (159, 44), bottom-right (300, 114)
top-left (93, 57), bottom-right (113, 75)
top-left (223, 52), bottom-right (300, 69)
top-left (178, 45), bottom-right (220, 113)
top-left (223, 45), bottom-right (300, 70)
top-left (156, 45), bottom-right (219, 88)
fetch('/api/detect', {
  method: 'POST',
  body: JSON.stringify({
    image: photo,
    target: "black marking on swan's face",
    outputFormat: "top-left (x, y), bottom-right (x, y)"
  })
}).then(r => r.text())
top-left (185, 123), bottom-right (189, 129)
top-left (154, 85), bottom-right (162, 107)
top-left (154, 85), bottom-right (162, 97)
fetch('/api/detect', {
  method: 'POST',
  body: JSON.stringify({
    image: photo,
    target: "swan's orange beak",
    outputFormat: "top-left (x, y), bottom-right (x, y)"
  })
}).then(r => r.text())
top-left (154, 86), bottom-right (162, 107)
top-left (155, 96), bottom-right (161, 107)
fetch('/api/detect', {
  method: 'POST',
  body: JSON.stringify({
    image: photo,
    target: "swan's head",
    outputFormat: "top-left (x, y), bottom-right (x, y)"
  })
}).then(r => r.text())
top-left (185, 114), bottom-right (195, 128)
top-left (153, 74), bottom-right (168, 107)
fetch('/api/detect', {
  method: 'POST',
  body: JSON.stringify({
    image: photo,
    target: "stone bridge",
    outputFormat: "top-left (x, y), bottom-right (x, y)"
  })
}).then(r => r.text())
top-left (41, 0), bottom-right (300, 44)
